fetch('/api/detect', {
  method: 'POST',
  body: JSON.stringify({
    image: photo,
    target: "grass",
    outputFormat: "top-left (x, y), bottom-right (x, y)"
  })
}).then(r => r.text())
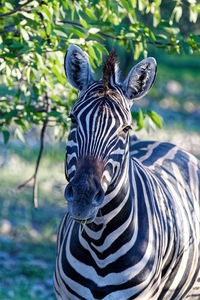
top-left (0, 138), bottom-right (66, 300)
top-left (0, 238), bottom-right (56, 300)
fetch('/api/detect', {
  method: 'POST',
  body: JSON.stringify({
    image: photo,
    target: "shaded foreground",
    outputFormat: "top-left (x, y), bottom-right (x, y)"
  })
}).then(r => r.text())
top-left (0, 140), bottom-right (66, 300)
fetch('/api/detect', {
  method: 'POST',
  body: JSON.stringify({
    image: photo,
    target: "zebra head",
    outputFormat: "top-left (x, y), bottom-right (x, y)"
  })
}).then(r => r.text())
top-left (64, 45), bottom-right (156, 223)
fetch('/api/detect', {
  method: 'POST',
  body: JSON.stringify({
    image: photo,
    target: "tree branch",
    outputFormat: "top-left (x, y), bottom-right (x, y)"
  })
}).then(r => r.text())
top-left (0, 0), bottom-right (35, 18)
top-left (17, 175), bottom-right (34, 189)
top-left (32, 118), bottom-right (48, 208)
top-left (17, 119), bottom-right (47, 208)
top-left (57, 19), bottom-right (171, 47)
top-left (17, 89), bottom-right (51, 208)
top-left (57, 20), bottom-right (83, 28)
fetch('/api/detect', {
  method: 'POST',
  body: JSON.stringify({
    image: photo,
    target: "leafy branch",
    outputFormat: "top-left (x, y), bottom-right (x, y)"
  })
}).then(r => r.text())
top-left (57, 19), bottom-right (173, 48)
top-left (0, 0), bottom-right (35, 18)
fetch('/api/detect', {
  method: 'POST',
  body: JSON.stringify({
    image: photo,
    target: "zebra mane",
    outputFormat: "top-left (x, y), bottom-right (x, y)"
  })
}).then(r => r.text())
top-left (103, 49), bottom-right (120, 92)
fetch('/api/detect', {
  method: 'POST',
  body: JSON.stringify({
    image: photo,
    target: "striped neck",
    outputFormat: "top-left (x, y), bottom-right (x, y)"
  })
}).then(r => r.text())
top-left (87, 151), bottom-right (130, 227)
top-left (78, 153), bottom-right (134, 258)
top-left (77, 152), bottom-right (161, 276)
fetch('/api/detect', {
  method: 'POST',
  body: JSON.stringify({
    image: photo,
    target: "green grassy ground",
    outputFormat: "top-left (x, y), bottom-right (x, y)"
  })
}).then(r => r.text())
top-left (0, 141), bottom-right (66, 300)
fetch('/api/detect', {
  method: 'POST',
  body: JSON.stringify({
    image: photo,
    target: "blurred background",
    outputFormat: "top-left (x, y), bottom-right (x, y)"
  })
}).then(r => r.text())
top-left (0, 0), bottom-right (200, 299)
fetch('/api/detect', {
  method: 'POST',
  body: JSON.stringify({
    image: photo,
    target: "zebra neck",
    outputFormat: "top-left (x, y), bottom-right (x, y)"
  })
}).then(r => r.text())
top-left (81, 158), bottom-right (133, 244)
top-left (93, 156), bottom-right (130, 223)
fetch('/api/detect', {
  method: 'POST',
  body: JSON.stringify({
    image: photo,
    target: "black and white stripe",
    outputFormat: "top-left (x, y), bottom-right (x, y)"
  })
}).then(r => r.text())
top-left (54, 46), bottom-right (200, 299)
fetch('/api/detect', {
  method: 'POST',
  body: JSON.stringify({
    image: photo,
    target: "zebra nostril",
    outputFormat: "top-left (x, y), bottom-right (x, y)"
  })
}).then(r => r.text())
top-left (65, 184), bottom-right (73, 202)
top-left (93, 188), bottom-right (104, 206)
top-left (114, 166), bottom-right (118, 174)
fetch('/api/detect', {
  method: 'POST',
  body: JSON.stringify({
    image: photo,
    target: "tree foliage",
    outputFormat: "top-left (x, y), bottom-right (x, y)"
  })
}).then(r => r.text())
top-left (0, 0), bottom-right (200, 204)
top-left (0, 0), bottom-right (200, 142)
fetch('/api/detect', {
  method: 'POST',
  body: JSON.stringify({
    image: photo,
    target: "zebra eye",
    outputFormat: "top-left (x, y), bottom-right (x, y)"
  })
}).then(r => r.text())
top-left (69, 114), bottom-right (77, 125)
top-left (122, 125), bottom-right (132, 133)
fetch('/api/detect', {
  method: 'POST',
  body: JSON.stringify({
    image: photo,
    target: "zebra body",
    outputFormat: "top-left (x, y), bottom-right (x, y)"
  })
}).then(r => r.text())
top-left (54, 45), bottom-right (200, 299)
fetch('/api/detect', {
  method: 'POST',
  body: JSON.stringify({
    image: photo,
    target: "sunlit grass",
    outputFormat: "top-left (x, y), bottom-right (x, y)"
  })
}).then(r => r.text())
top-left (0, 140), bottom-right (67, 300)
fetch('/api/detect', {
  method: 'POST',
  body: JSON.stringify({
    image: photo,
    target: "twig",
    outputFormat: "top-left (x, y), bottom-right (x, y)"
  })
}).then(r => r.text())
top-left (17, 86), bottom-right (51, 208)
top-left (56, 20), bottom-right (83, 28)
top-left (17, 119), bottom-right (48, 208)
top-left (0, 99), bottom-right (10, 102)
top-left (0, 0), bottom-right (34, 18)
top-left (17, 175), bottom-right (34, 189)
top-left (32, 118), bottom-right (48, 208)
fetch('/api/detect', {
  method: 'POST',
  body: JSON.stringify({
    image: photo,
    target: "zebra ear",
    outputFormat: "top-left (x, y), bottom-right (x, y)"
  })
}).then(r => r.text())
top-left (122, 57), bottom-right (157, 103)
top-left (64, 45), bottom-right (94, 91)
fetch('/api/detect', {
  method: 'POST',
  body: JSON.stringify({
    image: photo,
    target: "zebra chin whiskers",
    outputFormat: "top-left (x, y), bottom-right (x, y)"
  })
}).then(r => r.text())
top-left (80, 219), bottom-right (88, 234)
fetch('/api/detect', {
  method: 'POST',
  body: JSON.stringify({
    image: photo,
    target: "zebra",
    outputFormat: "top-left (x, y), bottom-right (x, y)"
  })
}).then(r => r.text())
top-left (54, 45), bottom-right (200, 300)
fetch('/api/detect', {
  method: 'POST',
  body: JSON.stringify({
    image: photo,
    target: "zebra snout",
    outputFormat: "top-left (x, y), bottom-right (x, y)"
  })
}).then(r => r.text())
top-left (64, 179), bottom-right (104, 222)
top-left (64, 181), bottom-right (104, 206)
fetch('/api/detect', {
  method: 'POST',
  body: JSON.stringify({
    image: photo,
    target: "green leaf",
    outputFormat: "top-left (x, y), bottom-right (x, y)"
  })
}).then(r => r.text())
top-left (154, 0), bottom-right (162, 5)
top-left (42, 5), bottom-right (53, 22)
top-left (5, 2), bottom-right (14, 10)
top-left (181, 41), bottom-right (192, 55)
top-left (21, 28), bottom-right (29, 41)
top-left (46, 22), bottom-right (51, 36)
top-left (87, 44), bottom-right (98, 62)
top-left (54, 25), bottom-right (69, 37)
top-left (67, 38), bottom-right (85, 45)
top-left (64, 27), bottom-right (85, 38)
top-left (189, 5), bottom-right (198, 23)
top-left (138, 0), bottom-right (147, 11)
top-left (2, 129), bottom-right (10, 144)
top-left (175, 6), bottom-right (183, 23)
top-left (3, 109), bottom-right (19, 119)
top-left (146, 110), bottom-right (163, 128)
top-left (187, 0), bottom-right (197, 5)
top-left (153, 8), bottom-right (161, 27)
top-left (85, 8), bottom-right (97, 21)
top-left (14, 127), bottom-right (25, 143)
top-left (36, 53), bottom-right (44, 67)
top-left (130, 0), bottom-right (137, 8)
top-left (131, 111), bottom-right (138, 121)
top-left (19, 11), bottom-right (35, 20)
top-left (120, 0), bottom-right (130, 11)
top-left (134, 43), bottom-right (141, 60)
top-left (136, 108), bottom-right (144, 131)
top-left (106, 0), bottom-right (110, 9)
top-left (0, 61), bottom-right (6, 71)
top-left (149, 30), bottom-right (156, 41)
top-left (26, 67), bottom-right (33, 83)
top-left (88, 27), bottom-right (100, 34)
top-left (54, 29), bottom-right (68, 38)
top-left (14, 119), bottom-right (27, 131)
top-left (48, 111), bottom-right (62, 118)
top-left (131, 109), bottom-right (144, 131)
top-left (79, 16), bottom-right (87, 28)
top-left (93, 42), bottom-right (108, 55)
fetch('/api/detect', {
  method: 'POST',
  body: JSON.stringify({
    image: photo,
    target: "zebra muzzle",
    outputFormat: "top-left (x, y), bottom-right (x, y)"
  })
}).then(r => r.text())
top-left (64, 167), bottom-right (105, 222)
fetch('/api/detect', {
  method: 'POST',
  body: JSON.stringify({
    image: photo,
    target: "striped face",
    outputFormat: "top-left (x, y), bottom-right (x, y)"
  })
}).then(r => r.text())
top-left (65, 83), bottom-right (132, 222)
top-left (64, 45), bottom-right (157, 223)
